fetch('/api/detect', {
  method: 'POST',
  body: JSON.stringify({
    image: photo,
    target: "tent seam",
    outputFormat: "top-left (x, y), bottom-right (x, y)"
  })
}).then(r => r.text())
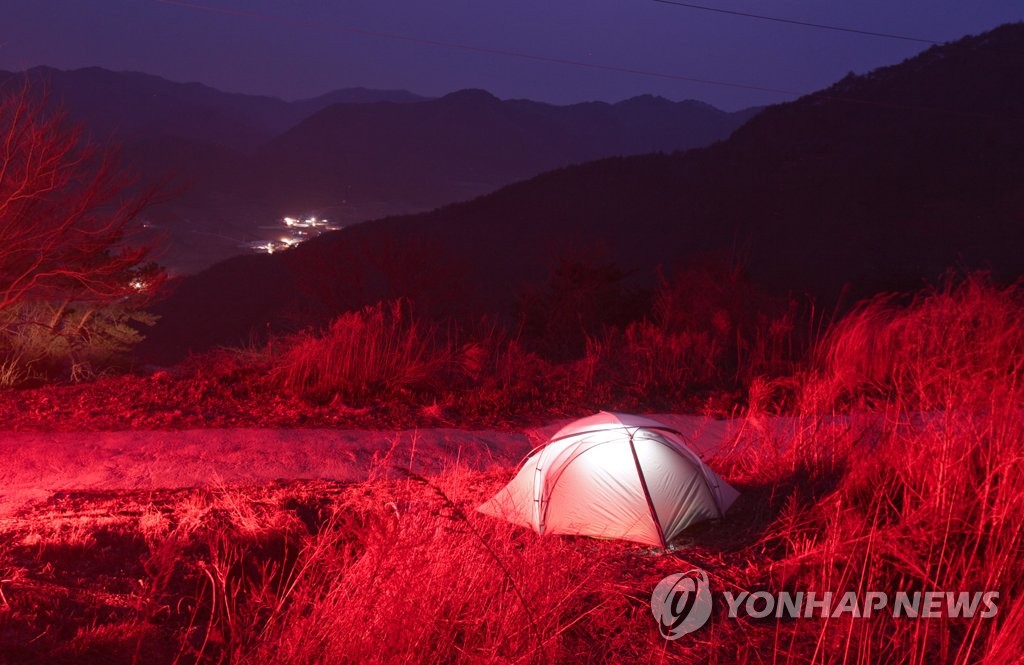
top-left (627, 429), bottom-right (668, 548)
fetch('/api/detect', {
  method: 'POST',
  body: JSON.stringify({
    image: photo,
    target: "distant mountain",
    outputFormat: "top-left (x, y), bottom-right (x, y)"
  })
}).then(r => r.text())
top-left (291, 87), bottom-right (426, 118)
top-left (0, 67), bottom-right (756, 273)
top-left (249, 89), bottom-right (761, 213)
top-left (0, 67), bottom-right (434, 272)
top-left (0, 66), bottom-right (426, 150)
top-left (139, 22), bottom-right (1024, 364)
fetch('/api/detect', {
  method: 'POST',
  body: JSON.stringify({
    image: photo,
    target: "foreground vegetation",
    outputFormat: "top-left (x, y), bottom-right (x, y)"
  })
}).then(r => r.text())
top-left (1, 276), bottom-right (1022, 663)
top-left (0, 266), bottom-right (795, 430)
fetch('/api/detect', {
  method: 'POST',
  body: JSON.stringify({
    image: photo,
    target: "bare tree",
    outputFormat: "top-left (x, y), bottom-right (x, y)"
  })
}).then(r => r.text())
top-left (0, 82), bottom-right (160, 312)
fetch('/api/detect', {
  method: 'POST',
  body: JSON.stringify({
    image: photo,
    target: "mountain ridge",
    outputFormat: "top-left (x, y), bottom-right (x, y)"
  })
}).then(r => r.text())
top-left (0, 65), bottom-right (428, 150)
top-left (139, 22), bottom-right (1024, 363)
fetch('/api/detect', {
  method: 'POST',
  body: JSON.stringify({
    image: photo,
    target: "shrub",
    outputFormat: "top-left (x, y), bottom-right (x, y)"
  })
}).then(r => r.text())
top-left (0, 300), bottom-right (156, 384)
top-left (274, 300), bottom-right (451, 403)
top-left (518, 258), bottom-right (647, 360)
top-left (578, 264), bottom-right (799, 406)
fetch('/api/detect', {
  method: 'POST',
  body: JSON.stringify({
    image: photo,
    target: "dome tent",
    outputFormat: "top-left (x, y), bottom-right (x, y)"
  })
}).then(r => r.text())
top-left (478, 412), bottom-right (739, 547)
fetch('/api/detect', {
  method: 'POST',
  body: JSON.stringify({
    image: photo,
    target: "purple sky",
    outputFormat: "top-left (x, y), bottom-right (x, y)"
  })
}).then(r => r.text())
top-left (2, 1), bottom-right (1021, 110)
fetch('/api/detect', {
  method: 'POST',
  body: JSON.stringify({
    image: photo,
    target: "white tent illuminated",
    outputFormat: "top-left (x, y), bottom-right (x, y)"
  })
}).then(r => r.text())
top-left (478, 412), bottom-right (739, 547)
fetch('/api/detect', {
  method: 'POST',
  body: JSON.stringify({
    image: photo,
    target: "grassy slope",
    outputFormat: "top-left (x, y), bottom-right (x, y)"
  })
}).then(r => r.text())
top-left (1, 277), bottom-right (1023, 663)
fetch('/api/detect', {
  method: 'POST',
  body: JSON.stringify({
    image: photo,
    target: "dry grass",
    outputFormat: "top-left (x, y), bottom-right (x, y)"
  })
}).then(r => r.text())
top-left (268, 267), bottom-right (801, 417)
top-left (2, 275), bottom-right (1022, 663)
top-left (0, 476), bottom-right (706, 664)
top-left (273, 300), bottom-right (452, 403)
top-left (719, 275), bottom-right (1024, 662)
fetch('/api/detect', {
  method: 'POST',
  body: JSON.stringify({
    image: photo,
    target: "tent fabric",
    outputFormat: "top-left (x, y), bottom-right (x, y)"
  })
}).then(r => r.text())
top-left (478, 412), bottom-right (739, 547)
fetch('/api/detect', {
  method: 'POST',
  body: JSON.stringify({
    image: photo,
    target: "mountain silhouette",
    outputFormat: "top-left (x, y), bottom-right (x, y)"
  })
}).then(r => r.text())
top-left (0, 66), bottom-right (424, 150)
top-left (138, 22), bottom-right (1024, 364)
top-left (0, 67), bottom-right (755, 273)
top-left (250, 89), bottom-right (760, 214)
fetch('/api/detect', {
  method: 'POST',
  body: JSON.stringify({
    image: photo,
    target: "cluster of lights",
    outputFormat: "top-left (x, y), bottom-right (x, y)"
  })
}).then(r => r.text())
top-left (283, 216), bottom-right (332, 229)
top-left (248, 215), bottom-right (341, 254)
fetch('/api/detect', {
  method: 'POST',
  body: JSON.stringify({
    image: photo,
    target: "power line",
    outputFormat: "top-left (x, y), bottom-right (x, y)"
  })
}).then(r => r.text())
top-left (652, 0), bottom-right (941, 44)
top-left (154, 0), bottom-right (803, 99)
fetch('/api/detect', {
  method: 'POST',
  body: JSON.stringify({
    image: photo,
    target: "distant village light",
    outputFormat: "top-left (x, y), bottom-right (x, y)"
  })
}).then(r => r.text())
top-left (245, 214), bottom-right (342, 255)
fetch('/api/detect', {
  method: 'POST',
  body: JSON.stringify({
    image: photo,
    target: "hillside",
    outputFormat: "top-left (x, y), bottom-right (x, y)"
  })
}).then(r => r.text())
top-left (0, 67), bottom-right (431, 272)
top-left (253, 90), bottom-right (760, 211)
top-left (0, 66), bottom-right (424, 150)
top-left (138, 22), bottom-right (1024, 364)
top-left (1, 67), bottom-right (754, 273)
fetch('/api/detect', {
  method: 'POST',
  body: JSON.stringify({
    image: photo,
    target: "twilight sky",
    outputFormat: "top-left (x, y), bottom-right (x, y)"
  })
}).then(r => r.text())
top-left (2, 1), bottom-right (1022, 110)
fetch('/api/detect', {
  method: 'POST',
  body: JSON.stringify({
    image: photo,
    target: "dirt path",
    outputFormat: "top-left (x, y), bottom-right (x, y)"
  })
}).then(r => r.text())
top-left (0, 415), bottom-right (745, 516)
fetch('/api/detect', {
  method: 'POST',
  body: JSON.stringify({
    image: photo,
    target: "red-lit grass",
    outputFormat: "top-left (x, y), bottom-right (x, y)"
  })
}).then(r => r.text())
top-left (0, 476), bottom-right (711, 664)
top-left (2, 276), bottom-right (1023, 663)
top-left (0, 273), bottom-right (801, 429)
top-left (717, 275), bottom-right (1024, 662)
top-left (274, 300), bottom-right (452, 403)
top-left (245, 471), bottom-right (617, 663)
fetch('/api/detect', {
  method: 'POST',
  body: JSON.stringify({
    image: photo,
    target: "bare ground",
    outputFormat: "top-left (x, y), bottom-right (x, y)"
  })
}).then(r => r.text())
top-left (0, 414), bottom-right (741, 518)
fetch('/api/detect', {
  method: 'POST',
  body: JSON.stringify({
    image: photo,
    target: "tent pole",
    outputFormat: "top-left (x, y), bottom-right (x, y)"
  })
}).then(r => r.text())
top-left (628, 431), bottom-right (668, 548)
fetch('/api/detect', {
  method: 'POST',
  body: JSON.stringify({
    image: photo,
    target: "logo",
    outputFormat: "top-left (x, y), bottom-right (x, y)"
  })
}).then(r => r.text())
top-left (649, 568), bottom-right (999, 641)
top-left (650, 568), bottom-right (713, 640)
